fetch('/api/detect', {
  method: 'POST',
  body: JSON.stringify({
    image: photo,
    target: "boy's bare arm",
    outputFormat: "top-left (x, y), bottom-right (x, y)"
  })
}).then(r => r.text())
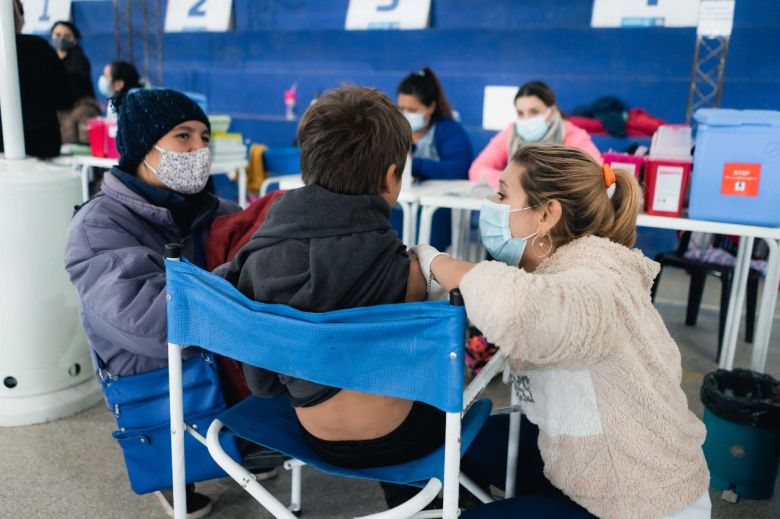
top-left (405, 255), bottom-right (428, 302)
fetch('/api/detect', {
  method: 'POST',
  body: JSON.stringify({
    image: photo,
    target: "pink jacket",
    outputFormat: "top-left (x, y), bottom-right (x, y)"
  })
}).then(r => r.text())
top-left (469, 120), bottom-right (603, 188)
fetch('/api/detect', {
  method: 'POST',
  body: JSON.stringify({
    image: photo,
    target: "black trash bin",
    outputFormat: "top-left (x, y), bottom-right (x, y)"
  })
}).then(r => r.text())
top-left (701, 369), bottom-right (780, 499)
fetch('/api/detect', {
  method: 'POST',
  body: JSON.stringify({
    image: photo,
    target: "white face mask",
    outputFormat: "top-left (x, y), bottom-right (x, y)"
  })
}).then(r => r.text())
top-left (515, 109), bottom-right (551, 142)
top-left (144, 145), bottom-right (212, 194)
top-left (404, 111), bottom-right (426, 132)
top-left (98, 75), bottom-right (113, 98)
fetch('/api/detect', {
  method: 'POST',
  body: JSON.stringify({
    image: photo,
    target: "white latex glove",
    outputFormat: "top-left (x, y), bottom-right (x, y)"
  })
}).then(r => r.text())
top-left (410, 244), bottom-right (449, 296)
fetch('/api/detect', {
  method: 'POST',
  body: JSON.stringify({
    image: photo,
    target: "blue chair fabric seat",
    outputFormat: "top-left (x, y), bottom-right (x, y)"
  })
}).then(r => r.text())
top-left (218, 395), bottom-right (492, 487)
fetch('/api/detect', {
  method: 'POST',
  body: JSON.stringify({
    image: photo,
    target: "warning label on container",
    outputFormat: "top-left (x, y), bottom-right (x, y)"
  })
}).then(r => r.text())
top-left (653, 165), bottom-right (684, 213)
top-left (721, 163), bottom-right (761, 197)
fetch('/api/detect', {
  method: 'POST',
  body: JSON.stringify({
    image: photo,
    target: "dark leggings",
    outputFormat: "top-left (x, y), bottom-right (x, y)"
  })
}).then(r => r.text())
top-left (460, 415), bottom-right (597, 518)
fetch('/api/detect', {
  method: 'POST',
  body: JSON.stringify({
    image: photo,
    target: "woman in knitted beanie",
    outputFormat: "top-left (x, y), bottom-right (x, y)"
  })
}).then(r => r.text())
top-left (64, 88), bottom-right (241, 517)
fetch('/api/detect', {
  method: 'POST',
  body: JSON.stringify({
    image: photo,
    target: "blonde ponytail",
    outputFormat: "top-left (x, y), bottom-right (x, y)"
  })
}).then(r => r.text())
top-left (512, 144), bottom-right (641, 251)
top-left (604, 168), bottom-right (641, 247)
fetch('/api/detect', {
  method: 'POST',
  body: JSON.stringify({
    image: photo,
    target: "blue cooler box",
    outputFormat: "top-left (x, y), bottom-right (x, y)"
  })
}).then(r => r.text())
top-left (689, 109), bottom-right (780, 227)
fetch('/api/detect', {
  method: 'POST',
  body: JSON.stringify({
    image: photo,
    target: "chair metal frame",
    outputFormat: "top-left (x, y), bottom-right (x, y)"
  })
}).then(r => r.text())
top-left (163, 246), bottom-right (497, 518)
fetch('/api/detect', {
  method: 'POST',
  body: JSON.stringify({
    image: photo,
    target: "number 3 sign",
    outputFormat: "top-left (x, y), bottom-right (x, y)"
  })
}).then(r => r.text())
top-left (346, 0), bottom-right (431, 30)
top-left (21, 0), bottom-right (72, 35)
top-left (164, 0), bottom-right (233, 32)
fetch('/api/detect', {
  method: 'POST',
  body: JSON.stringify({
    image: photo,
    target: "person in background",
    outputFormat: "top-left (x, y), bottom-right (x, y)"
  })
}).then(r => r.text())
top-left (397, 67), bottom-right (473, 180)
top-left (51, 21), bottom-right (94, 98)
top-left (0, 0), bottom-right (74, 158)
top-left (51, 20), bottom-right (99, 143)
top-left (99, 60), bottom-right (144, 118)
top-left (469, 80), bottom-right (602, 188)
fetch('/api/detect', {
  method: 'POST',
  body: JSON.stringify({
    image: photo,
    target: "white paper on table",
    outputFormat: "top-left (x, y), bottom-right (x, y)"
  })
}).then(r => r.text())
top-left (652, 165), bottom-right (684, 212)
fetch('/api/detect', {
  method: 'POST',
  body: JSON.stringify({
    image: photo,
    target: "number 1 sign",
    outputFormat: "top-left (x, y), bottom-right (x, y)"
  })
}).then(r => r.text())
top-left (164, 0), bottom-right (233, 32)
top-left (21, 0), bottom-right (72, 35)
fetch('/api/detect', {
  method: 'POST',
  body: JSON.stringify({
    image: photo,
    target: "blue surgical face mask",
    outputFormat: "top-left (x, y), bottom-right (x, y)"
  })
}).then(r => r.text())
top-left (404, 111), bottom-right (426, 132)
top-left (515, 109), bottom-right (551, 142)
top-left (479, 199), bottom-right (537, 267)
top-left (98, 75), bottom-right (113, 98)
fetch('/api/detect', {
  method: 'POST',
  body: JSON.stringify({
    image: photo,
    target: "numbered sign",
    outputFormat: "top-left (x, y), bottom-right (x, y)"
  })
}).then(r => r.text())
top-left (164, 0), bottom-right (233, 32)
top-left (346, 0), bottom-right (431, 30)
top-left (21, 0), bottom-right (72, 35)
top-left (591, 0), bottom-right (700, 28)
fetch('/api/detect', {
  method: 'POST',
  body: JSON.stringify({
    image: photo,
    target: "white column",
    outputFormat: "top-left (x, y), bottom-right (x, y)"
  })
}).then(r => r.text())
top-left (0, 0), bottom-right (26, 159)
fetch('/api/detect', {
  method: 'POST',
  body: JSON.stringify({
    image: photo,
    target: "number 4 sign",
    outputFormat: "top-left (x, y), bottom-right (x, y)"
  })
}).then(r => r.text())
top-left (164, 0), bottom-right (233, 32)
top-left (21, 0), bottom-right (72, 35)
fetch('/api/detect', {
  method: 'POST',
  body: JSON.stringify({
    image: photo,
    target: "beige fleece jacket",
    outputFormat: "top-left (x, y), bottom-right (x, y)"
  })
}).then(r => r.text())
top-left (460, 236), bottom-right (709, 519)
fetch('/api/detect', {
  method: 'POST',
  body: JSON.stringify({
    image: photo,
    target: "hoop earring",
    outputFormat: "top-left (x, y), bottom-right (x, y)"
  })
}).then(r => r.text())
top-left (534, 234), bottom-right (554, 258)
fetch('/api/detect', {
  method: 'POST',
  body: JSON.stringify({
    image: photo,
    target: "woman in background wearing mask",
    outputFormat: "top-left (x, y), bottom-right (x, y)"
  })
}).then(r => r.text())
top-left (65, 89), bottom-right (239, 517)
top-left (99, 61), bottom-right (144, 119)
top-left (396, 67), bottom-right (473, 180)
top-left (413, 145), bottom-right (709, 519)
top-left (469, 81), bottom-right (601, 188)
top-left (51, 20), bottom-right (99, 144)
top-left (0, 0), bottom-right (74, 158)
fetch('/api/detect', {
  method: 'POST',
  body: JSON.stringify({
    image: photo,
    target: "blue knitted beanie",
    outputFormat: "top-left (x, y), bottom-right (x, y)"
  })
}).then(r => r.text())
top-left (114, 88), bottom-right (210, 172)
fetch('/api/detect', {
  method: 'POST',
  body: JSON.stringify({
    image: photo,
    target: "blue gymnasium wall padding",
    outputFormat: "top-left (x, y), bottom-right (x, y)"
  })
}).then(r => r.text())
top-left (72, 0), bottom-right (779, 152)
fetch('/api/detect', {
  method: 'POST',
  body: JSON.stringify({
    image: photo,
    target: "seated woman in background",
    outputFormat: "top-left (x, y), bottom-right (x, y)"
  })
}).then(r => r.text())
top-left (470, 80), bottom-right (602, 188)
top-left (99, 60), bottom-right (144, 117)
top-left (51, 20), bottom-right (99, 144)
top-left (397, 67), bottom-right (473, 180)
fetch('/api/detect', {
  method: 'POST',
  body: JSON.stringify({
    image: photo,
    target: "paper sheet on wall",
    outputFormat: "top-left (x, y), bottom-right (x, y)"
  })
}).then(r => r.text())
top-left (697, 0), bottom-right (735, 37)
top-left (346, 0), bottom-right (431, 30)
top-left (22, 0), bottom-right (72, 34)
top-left (591, 0), bottom-right (700, 28)
top-left (164, 0), bottom-right (233, 32)
top-left (482, 86), bottom-right (518, 131)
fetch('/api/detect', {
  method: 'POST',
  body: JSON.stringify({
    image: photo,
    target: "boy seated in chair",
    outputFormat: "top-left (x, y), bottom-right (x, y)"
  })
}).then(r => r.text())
top-left (222, 86), bottom-right (442, 474)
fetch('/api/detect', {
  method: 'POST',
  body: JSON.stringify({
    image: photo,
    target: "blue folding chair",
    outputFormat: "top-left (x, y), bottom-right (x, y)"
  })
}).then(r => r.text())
top-left (163, 245), bottom-right (493, 518)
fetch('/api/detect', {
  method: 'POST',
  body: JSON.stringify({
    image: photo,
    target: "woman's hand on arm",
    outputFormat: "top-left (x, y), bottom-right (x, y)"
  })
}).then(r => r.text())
top-left (411, 244), bottom-right (476, 294)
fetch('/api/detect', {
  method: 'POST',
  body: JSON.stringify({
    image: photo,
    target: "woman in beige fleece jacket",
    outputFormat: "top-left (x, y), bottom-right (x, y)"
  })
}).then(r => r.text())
top-left (414, 144), bottom-right (710, 519)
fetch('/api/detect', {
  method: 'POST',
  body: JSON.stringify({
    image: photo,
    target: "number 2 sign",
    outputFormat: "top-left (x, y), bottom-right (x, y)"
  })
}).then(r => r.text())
top-left (164, 0), bottom-right (233, 32)
top-left (21, 0), bottom-right (72, 35)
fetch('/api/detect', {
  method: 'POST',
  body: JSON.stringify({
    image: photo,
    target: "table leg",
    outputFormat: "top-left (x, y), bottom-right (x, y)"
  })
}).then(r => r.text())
top-left (237, 168), bottom-right (248, 208)
top-left (719, 236), bottom-right (754, 370)
top-left (451, 209), bottom-right (463, 258)
top-left (504, 380), bottom-right (520, 499)
top-left (750, 239), bottom-right (780, 373)
top-left (78, 164), bottom-right (89, 202)
top-left (418, 206), bottom-right (438, 246)
top-left (409, 201), bottom-right (420, 247)
top-left (399, 201), bottom-right (412, 246)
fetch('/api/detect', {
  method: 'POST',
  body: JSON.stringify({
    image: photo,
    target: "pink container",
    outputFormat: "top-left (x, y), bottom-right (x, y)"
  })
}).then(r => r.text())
top-left (87, 118), bottom-right (107, 157)
top-left (603, 152), bottom-right (644, 180)
top-left (105, 120), bottom-right (120, 159)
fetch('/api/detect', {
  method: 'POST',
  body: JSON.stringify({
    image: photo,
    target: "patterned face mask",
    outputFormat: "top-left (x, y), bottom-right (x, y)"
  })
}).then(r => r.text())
top-left (144, 145), bottom-right (212, 194)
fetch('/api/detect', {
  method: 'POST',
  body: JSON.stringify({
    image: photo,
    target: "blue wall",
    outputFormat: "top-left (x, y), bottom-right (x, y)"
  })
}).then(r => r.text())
top-left (71, 0), bottom-right (780, 150)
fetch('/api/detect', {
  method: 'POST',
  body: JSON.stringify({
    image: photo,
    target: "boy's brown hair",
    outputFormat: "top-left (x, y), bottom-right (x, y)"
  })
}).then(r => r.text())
top-left (298, 86), bottom-right (411, 195)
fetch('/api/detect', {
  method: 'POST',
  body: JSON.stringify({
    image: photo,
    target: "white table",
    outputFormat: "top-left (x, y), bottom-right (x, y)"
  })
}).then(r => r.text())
top-left (53, 155), bottom-right (250, 208)
top-left (416, 181), bottom-right (780, 373)
top-left (259, 174), bottom-right (473, 247)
